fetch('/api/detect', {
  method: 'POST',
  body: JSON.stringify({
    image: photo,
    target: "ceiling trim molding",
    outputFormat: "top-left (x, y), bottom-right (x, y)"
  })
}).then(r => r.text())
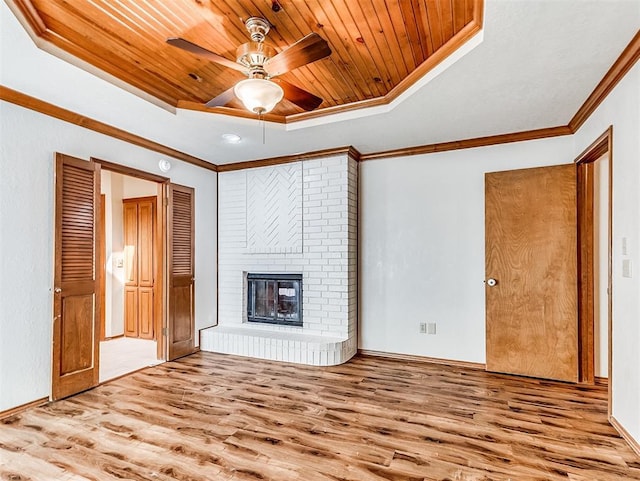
top-left (8, 0), bottom-right (45, 35)
top-left (2, 26), bottom-right (637, 174)
top-left (217, 147), bottom-right (362, 173)
top-left (359, 126), bottom-right (573, 161)
top-left (180, 5), bottom-right (485, 125)
top-left (177, 101), bottom-right (286, 124)
top-left (284, 12), bottom-right (484, 124)
top-left (7, 0), bottom-right (484, 124)
top-left (574, 126), bottom-right (612, 165)
top-left (6, 0), bottom-right (181, 112)
top-left (0, 85), bottom-right (217, 172)
top-left (569, 30), bottom-right (640, 132)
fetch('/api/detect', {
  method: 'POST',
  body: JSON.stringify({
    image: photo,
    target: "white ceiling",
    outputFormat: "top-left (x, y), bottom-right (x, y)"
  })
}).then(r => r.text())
top-left (2, 0), bottom-right (639, 166)
top-left (193, 0), bottom-right (639, 164)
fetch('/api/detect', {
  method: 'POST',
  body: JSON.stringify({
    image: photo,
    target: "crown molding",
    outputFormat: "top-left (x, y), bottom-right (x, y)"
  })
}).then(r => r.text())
top-left (217, 146), bottom-right (361, 172)
top-left (2, 26), bottom-right (638, 173)
top-left (359, 126), bottom-right (573, 161)
top-left (0, 86), bottom-right (217, 172)
top-left (7, 0), bottom-right (484, 124)
top-left (177, 101), bottom-right (286, 124)
top-left (284, 14), bottom-right (484, 124)
top-left (569, 30), bottom-right (640, 132)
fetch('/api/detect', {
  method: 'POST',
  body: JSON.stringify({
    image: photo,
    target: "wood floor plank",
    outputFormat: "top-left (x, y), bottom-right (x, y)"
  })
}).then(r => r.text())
top-left (1, 352), bottom-right (639, 480)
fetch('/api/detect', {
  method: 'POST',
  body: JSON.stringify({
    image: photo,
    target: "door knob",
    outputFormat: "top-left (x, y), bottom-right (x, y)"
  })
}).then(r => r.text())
top-left (54, 287), bottom-right (62, 293)
top-left (486, 278), bottom-right (497, 287)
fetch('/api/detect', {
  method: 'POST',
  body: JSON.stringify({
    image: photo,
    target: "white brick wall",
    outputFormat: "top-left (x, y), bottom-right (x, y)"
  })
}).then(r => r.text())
top-left (201, 153), bottom-right (358, 366)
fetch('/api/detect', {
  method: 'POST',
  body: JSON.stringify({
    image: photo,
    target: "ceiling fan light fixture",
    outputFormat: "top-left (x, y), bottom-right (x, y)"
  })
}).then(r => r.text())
top-left (234, 78), bottom-right (284, 114)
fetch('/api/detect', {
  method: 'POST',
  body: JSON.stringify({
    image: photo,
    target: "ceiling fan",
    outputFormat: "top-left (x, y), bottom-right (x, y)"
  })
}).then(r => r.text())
top-left (167, 17), bottom-right (332, 115)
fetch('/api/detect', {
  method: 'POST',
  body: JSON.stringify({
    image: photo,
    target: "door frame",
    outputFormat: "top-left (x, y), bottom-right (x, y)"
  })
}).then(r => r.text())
top-left (99, 194), bottom-right (107, 341)
top-left (92, 158), bottom-right (169, 360)
top-left (573, 127), bottom-right (613, 413)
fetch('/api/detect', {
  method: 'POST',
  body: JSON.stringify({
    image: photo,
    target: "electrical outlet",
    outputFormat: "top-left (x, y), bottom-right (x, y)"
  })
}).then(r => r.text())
top-left (419, 322), bottom-right (427, 334)
top-left (427, 323), bottom-right (437, 335)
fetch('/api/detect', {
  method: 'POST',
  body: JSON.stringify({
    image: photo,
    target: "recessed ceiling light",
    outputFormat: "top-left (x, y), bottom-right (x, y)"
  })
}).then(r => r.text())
top-left (222, 133), bottom-right (242, 144)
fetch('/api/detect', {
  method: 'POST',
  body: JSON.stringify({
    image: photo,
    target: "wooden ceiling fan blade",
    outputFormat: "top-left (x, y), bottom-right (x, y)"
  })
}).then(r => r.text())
top-left (166, 37), bottom-right (246, 73)
top-left (205, 87), bottom-right (236, 108)
top-left (266, 33), bottom-right (331, 77)
top-left (273, 79), bottom-right (323, 111)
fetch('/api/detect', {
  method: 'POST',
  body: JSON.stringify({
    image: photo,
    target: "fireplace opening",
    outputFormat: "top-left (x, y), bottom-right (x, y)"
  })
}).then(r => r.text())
top-left (247, 273), bottom-right (302, 327)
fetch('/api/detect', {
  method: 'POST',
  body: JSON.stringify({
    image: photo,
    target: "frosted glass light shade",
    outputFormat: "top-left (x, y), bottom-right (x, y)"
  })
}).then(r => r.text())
top-left (234, 78), bottom-right (284, 114)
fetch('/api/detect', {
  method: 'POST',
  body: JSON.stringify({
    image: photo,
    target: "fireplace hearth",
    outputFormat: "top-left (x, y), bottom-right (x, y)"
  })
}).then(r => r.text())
top-left (247, 273), bottom-right (302, 327)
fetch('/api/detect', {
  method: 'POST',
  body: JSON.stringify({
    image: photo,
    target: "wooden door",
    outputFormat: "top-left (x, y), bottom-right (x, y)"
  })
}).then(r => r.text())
top-left (123, 197), bottom-right (155, 339)
top-left (485, 164), bottom-right (578, 382)
top-left (123, 201), bottom-right (139, 337)
top-left (168, 184), bottom-right (195, 360)
top-left (137, 199), bottom-right (155, 339)
top-left (52, 153), bottom-right (101, 400)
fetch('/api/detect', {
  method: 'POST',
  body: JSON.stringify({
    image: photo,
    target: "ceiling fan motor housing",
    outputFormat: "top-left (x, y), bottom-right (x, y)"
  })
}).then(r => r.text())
top-left (236, 42), bottom-right (276, 76)
top-left (166, 14), bottom-right (330, 113)
top-left (245, 17), bottom-right (271, 42)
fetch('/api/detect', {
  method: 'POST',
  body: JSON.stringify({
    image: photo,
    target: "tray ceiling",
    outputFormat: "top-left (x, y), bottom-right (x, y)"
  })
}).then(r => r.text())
top-left (9, 0), bottom-right (482, 122)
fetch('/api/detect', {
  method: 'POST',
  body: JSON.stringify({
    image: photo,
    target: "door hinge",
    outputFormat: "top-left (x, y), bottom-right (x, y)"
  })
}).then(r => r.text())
top-left (163, 198), bottom-right (169, 207)
top-left (162, 327), bottom-right (168, 336)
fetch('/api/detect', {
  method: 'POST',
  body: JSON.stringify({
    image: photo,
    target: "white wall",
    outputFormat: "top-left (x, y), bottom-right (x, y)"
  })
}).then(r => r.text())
top-left (122, 175), bottom-right (157, 199)
top-left (359, 136), bottom-right (576, 364)
top-left (0, 101), bottom-right (217, 412)
top-left (0, 1), bottom-right (243, 163)
top-left (573, 62), bottom-right (640, 445)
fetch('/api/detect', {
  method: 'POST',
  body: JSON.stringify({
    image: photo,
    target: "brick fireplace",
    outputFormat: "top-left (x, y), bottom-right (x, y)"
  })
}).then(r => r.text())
top-left (200, 152), bottom-right (358, 366)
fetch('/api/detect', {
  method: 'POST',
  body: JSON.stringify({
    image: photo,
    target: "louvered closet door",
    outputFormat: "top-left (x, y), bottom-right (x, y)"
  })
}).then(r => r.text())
top-left (52, 153), bottom-right (101, 400)
top-left (168, 184), bottom-right (195, 360)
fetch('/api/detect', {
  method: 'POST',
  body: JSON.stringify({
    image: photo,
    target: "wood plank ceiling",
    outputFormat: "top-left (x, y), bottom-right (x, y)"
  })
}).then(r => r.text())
top-left (10, 0), bottom-right (483, 122)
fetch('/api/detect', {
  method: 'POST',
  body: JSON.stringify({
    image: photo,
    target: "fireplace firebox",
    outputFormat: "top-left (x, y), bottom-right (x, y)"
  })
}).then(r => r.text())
top-left (247, 273), bottom-right (302, 327)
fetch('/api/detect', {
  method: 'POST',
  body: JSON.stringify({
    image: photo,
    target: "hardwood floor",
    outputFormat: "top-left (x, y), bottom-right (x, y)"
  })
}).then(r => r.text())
top-left (1, 352), bottom-right (639, 480)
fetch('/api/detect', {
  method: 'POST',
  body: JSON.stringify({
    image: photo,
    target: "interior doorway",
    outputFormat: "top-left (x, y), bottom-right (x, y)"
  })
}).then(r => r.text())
top-left (575, 128), bottom-right (612, 398)
top-left (52, 154), bottom-right (196, 400)
top-left (96, 162), bottom-right (167, 382)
